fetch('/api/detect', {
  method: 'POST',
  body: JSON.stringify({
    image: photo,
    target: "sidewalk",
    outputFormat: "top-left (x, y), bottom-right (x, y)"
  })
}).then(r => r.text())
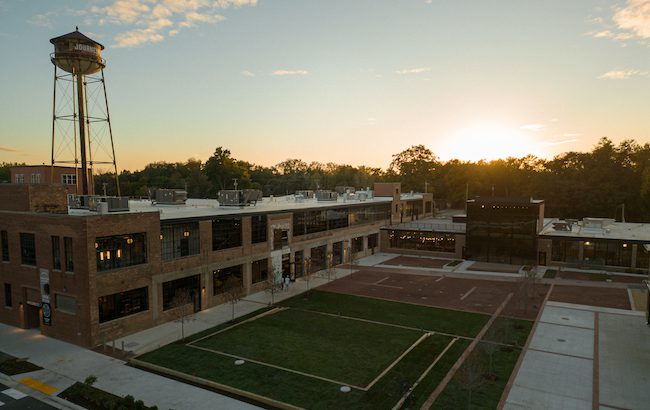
top-left (0, 266), bottom-right (357, 410)
top-left (0, 324), bottom-right (260, 410)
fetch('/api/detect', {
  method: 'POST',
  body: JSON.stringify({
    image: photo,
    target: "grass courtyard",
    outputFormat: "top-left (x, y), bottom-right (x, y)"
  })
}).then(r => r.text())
top-left (136, 290), bottom-right (531, 409)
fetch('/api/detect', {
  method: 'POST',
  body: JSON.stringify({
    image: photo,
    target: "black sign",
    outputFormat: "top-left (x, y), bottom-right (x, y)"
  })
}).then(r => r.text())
top-left (42, 302), bottom-right (52, 326)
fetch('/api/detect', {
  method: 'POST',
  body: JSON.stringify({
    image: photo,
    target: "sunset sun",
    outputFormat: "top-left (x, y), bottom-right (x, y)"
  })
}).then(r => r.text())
top-left (437, 125), bottom-right (537, 162)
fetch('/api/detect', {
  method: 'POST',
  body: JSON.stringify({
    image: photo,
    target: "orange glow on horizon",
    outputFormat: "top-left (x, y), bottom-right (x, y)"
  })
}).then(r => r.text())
top-left (437, 125), bottom-right (539, 162)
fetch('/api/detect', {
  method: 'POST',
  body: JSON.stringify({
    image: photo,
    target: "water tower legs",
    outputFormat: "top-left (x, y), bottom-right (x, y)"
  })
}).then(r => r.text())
top-left (76, 73), bottom-right (90, 195)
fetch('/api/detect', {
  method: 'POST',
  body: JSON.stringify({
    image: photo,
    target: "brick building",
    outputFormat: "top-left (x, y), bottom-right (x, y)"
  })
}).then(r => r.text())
top-left (0, 183), bottom-right (433, 347)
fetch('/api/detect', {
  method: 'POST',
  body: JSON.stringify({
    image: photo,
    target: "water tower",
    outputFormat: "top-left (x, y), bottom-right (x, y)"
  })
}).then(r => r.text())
top-left (50, 28), bottom-right (120, 195)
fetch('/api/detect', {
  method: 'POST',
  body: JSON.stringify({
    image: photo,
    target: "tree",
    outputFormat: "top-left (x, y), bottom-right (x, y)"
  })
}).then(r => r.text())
top-left (170, 289), bottom-right (194, 341)
top-left (265, 268), bottom-right (283, 305)
top-left (480, 341), bottom-right (499, 379)
top-left (222, 276), bottom-right (243, 321)
top-left (388, 145), bottom-right (439, 192)
top-left (456, 354), bottom-right (486, 410)
top-left (204, 147), bottom-right (250, 193)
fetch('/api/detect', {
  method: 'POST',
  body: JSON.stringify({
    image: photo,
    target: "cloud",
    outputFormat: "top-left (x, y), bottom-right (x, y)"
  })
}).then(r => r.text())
top-left (395, 67), bottom-right (431, 74)
top-left (27, 12), bottom-right (55, 27)
top-left (0, 146), bottom-right (18, 152)
top-left (179, 11), bottom-right (224, 27)
top-left (88, 0), bottom-right (257, 48)
top-left (588, 0), bottom-right (650, 44)
top-left (241, 70), bottom-right (255, 77)
top-left (598, 69), bottom-right (648, 79)
top-left (114, 28), bottom-right (164, 48)
top-left (272, 69), bottom-right (309, 76)
top-left (562, 133), bottom-right (582, 138)
top-left (520, 124), bottom-right (544, 132)
top-left (539, 138), bottom-right (581, 146)
top-left (613, 0), bottom-right (650, 39)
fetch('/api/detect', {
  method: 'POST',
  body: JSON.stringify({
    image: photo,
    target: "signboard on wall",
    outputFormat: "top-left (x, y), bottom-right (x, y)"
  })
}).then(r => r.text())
top-left (39, 268), bottom-right (51, 326)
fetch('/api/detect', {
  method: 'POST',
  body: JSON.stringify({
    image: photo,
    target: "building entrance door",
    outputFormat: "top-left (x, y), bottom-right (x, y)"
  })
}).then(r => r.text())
top-left (538, 251), bottom-right (547, 266)
top-left (190, 289), bottom-right (201, 313)
top-left (25, 304), bottom-right (41, 328)
top-left (332, 242), bottom-right (343, 266)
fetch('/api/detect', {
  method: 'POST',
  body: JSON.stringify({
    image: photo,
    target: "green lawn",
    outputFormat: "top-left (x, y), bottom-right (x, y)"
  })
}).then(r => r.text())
top-left (191, 308), bottom-right (423, 387)
top-left (136, 291), bottom-right (500, 409)
top-left (279, 290), bottom-right (489, 337)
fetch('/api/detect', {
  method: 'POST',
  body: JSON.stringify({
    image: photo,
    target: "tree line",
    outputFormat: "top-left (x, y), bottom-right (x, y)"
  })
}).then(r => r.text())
top-left (3, 137), bottom-right (650, 221)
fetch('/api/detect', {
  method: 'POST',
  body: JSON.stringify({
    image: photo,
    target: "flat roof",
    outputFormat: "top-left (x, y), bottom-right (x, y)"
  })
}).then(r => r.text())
top-left (539, 218), bottom-right (650, 242)
top-left (69, 195), bottom-right (394, 221)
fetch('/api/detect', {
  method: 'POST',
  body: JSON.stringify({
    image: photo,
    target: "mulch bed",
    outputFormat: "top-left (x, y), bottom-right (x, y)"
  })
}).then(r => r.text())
top-left (558, 270), bottom-right (645, 284)
top-left (549, 285), bottom-right (631, 310)
top-left (382, 255), bottom-right (453, 269)
top-left (467, 262), bottom-right (522, 274)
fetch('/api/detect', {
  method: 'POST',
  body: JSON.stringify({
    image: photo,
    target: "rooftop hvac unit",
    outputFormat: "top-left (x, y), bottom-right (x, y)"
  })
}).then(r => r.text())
top-left (316, 191), bottom-right (338, 201)
top-left (552, 221), bottom-right (571, 231)
top-left (335, 186), bottom-right (356, 194)
top-left (150, 189), bottom-right (187, 205)
top-left (218, 189), bottom-right (263, 207)
top-left (67, 194), bottom-right (130, 212)
top-left (295, 190), bottom-right (314, 199)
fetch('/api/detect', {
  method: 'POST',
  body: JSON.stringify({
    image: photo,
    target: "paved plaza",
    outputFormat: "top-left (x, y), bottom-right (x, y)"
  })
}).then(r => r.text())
top-left (504, 302), bottom-right (650, 410)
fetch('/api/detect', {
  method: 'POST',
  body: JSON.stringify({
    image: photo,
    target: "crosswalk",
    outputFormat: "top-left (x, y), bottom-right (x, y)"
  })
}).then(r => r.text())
top-left (0, 383), bottom-right (54, 409)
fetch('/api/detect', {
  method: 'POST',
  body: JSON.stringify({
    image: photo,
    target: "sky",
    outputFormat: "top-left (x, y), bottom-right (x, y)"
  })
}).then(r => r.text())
top-left (0, 0), bottom-right (649, 171)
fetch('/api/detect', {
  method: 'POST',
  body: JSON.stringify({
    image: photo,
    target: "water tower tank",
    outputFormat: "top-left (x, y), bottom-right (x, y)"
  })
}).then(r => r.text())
top-left (50, 28), bottom-right (105, 75)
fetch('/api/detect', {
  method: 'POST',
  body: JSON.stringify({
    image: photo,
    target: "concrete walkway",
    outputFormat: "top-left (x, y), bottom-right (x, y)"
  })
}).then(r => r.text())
top-left (0, 325), bottom-right (260, 410)
top-left (504, 302), bottom-right (649, 410)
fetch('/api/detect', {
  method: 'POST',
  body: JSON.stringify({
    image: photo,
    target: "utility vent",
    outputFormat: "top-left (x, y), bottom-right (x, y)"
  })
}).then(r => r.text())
top-left (149, 189), bottom-right (187, 205)
top-left (218, 189), bottom-right (262, 207)
top-left (68, 194), bottom-right (129, 212)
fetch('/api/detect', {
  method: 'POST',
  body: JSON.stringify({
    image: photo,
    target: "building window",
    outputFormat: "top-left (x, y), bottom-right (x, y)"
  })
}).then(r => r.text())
top-left (294, 251), bottom-right (304, 277)
top-left (98, 287), bottom-right (149, 323)
top-left (20, 233), bottom-right (36, 266)
top-left (368, 233), bottom-right (379, 249)
top-left (251, 215), bottom-right (267, 244)
top-left (351, 236), bottom-right (364, 253)
top-left (326, 209), bottom-right (349, 230)
top-left (64, 237), bottom-right (74, 272)
top-left (15, 174), bottom-right (24, 184)
top-left (273, 229), bottom-right (289, 250)
top-left (161, 222), bottom-right (200, 260)
top-left (51, 236), bottom-right (61, 270)
top-left (4, 283), bottom-right (11, 307)
top-left (293, 210), bottom-right (327, 236)
top-left (95, 233), bottom-right (147, 272)
top-left (213, 265), bottom-right (243, 295)
top-left (31, 173), bottom-right (41, 184)
top-left (212, 217), bottom-right (242, 251)
top-left (61, 174), bottom-right (76, 185)
top-left (55, 294), bottom-right (76, 314)
top-left (251, 259), bottom-right (269, 284)
top-left (388, 230), bottom-right (456, 253)
top-left (162, 275), bottom-right (200, 310)
top-left (1, 230), bottom-right (8, 262)
top-left (425, 201), bottom-right (432, 213)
